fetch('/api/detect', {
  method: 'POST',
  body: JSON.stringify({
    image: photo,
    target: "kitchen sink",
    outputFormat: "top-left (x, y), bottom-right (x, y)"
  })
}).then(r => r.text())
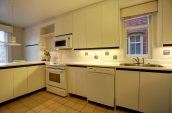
top-left (120, 63), bottom-right (139, 66)
top-left (120, 63), bottom-right (163, 67)
top-left (141, 64), bottom-right (163, 67)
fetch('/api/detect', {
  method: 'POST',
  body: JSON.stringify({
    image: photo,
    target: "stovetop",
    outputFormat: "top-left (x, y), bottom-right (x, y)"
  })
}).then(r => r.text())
top-left (46, 62), bottom-right (66, 69)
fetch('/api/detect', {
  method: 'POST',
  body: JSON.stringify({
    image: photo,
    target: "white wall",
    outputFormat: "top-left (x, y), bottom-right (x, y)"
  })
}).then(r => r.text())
top-left (8, 26), bottom-right (25, 62)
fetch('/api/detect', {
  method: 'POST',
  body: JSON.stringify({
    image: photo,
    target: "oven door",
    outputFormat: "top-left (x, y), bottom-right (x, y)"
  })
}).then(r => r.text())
top-left (46, 68), bottom-right (66, 89)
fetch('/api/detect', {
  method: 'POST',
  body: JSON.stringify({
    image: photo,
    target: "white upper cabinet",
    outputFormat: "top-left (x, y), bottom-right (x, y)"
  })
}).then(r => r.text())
top-left (162, 0), bottom-right (172, 45)
top-left (0, 69), bottom-right (13, 103)
top-left (139, 72), bottom-right (170, 113)
top-left (72, 0), bottom-right (119, 49)
top-left (24, 26), bottom-right (40, 45)
top-left (86, 3), bottom-right (102, 48)
top-left (13, 67), bottom-right (28, 98)
top-left (102, 0), bottom-right (119, 47)
top-left (55, 13), bottom-right (73, 36)
top-left (73, 9), bottom-right (87, 49)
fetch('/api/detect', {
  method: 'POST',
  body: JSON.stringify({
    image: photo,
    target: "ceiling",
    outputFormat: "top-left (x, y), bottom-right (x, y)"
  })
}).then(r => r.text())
top-left (0, 0), bottom-right (104, 28)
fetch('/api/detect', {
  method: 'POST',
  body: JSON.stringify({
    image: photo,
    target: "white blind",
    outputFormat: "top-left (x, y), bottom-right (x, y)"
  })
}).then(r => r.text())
top-left (121, 1), bottom-right (158, 18)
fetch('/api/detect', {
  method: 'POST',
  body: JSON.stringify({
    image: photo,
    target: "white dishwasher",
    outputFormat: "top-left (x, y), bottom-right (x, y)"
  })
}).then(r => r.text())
top-left (87, 67), bottom-right (115, 107)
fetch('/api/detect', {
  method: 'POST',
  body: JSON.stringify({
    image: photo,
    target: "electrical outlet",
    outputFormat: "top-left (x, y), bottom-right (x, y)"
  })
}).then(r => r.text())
top-left (94, 55), bottom-right (98, 59)
top-left (85, 52), bottom-right (88, 56)
top-left (113, 55), bottom-right (117, 60)
top-left (105, 51), bottom-right (109, 56)
top-left (163, 50), bottom-right (170, 55)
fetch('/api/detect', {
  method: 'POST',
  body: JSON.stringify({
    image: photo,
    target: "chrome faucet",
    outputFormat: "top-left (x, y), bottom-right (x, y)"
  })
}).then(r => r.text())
top-left (133, 57), bottom-right (145, 65)
top-left (142, 58), bottom-right (145, 64)
top-left (133, 57), bottom-right (140, 65)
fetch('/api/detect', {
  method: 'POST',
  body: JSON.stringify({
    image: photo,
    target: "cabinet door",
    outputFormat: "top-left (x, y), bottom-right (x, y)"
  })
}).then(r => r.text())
top-left (13, 67), bottom-right (28, 97)
top-left (116, 70), bottom-right (139, 111)
top-left (28, 65), bottom-right (46, 93)
top-left (86, 4), bottom-right (102, 48)
top-left (75, 67), bottom-right (87, 97)
top-left (0, 69), bottom-right (13, 103)
top-left (140, 72), bottom-right (170, 113)
top-left (55, 17), bottom-right (63, 36)
top-left (24, 46), bottom-right (40, 61)
top-left (63, 13), bottom-right (73, 35)
top-left (24, 26), bottom-right (40, 45)
top-left (67, 66), bottom-right (77, 94)
top-left (67, 66), bottom-right (87, 97)
top-left (163, 0), bottom-right (172, 45)
top-left (55, 13), bottom-right (73, 36)
top-left (73, 9), bottom-right (87, 49)
top-left (102, 0), bottom-right (119, 47)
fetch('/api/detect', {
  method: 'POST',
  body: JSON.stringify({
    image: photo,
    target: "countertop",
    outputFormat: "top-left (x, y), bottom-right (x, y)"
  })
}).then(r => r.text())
top-left (66, 62), bottom-right (172, 72)
top-left (0, 61), bottom-right (45, 69)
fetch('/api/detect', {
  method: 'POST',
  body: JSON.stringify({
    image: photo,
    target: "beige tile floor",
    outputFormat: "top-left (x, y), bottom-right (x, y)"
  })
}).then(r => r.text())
top-left (0, 90), bottom-right (133, 113)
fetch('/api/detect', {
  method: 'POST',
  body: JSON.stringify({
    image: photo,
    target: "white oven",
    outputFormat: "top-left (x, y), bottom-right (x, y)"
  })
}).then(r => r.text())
top-left (46, 65), bottom-right (67, 96)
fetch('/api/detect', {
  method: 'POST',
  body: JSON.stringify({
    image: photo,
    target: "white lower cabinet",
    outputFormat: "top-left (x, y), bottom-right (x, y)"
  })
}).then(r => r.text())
top-left (170, 76), bottom-right (172, 113)
top-left (28, 65), bottom-right (46, 93)
top-left (13, 67), bottom-right (28, 97)
top-left (0, 69), bottom-right (13, 103)
top-left (139, 72), bottom-right (170, 113)
top-left (67, 66), bottom-right (87, 97)
top-left (116, 70), bottom-right (139, 111)
top-left (0, 64), bottom-right (46, 103)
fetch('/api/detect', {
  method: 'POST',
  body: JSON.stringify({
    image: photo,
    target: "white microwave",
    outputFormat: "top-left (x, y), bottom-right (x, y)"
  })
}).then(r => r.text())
top-left (54, 34), bottom-right (72, 49)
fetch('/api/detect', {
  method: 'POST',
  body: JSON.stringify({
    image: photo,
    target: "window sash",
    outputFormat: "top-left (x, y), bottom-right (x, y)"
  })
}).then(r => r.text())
top-left (128, 34), bottom-right (143, 55)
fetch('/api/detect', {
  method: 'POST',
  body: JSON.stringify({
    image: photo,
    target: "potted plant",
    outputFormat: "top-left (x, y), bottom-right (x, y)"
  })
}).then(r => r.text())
top-left (44, 50), bottom-right (51, 61)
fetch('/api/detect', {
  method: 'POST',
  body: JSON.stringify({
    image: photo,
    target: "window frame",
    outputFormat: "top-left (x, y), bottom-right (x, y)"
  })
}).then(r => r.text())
top-left (123, 14), bottom-right (152, 58)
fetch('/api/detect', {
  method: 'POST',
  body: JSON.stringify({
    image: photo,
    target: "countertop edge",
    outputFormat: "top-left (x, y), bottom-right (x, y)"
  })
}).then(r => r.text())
top-left (0, 62), bottom-right (45, 69)
top-left (66, 63), bottom-right (172, 72)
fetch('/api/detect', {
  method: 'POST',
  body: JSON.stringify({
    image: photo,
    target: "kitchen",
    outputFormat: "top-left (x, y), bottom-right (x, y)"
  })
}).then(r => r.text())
top-left (0, 0), bottom-right (172, 113)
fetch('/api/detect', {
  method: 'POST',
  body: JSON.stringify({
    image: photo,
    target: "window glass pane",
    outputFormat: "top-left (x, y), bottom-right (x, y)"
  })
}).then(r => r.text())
top-left (130, 36), bottom-right (135, 42)
top-left (136, 35), bottom-right (141, 42)
top-left (130, 44), bottom-right (135, 54)
top-left (0, 31), bottom-right (5, 42)
top-left (136, 43), bottom-right (141, 54)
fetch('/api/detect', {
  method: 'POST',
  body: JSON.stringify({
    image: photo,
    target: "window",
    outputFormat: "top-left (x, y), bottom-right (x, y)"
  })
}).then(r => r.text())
top-left (125, 15), bottom-right (151, 57)
top-left (128, 34), bottom-right (143, 54)
top-left (0, 31), bottom-right (8, 63)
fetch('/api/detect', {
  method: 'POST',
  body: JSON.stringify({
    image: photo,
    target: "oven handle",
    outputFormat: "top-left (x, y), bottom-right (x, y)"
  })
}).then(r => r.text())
top-left (46, 68), bottom-right (64, 73)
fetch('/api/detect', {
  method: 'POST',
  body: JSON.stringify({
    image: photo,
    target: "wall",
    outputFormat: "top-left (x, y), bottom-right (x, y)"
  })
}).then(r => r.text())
top-left (8, 26), bottom-right (25, 62)
top-left (24, 0), bottom-right (172, 66)
top-left (24, 19), bottom-right (55, 61)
